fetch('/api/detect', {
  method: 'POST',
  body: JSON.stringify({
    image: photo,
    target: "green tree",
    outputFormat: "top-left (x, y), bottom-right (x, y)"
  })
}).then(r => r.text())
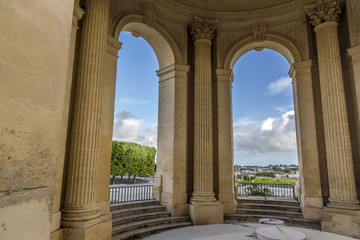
top-left (111, 141), bottom-right (127, 184)
top-left (144, 146), bottom-right (156, 176)
top-left (125, 142), bottom-right (142, 183)
top-left (111, 141), bottom-right (157, 184)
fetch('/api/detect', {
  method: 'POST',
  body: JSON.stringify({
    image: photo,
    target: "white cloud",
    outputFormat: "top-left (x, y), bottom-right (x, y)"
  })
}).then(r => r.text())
top-left (113, 110), bottom-right (157, 147)
top-left (261, 118), bottom-right (275, 131)
top-left (233, 110), bottom-right (297, 155)
top-left (267, 77), bottom-right (292, 95)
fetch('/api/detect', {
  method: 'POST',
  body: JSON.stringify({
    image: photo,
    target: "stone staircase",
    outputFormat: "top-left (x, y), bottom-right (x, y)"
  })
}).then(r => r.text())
top-left (225, 197), bottom-right (321, 230)
top-left (111, 200), bottom-right (191, 240)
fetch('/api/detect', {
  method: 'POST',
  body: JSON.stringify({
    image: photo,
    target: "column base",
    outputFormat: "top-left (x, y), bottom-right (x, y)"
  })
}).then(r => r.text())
top-left (218, 192), bottom-right (237, 214)
top-left (189, 201), bottom-right (224, 225)
top-left (61, 205), bottom-right (101, 221)
top-left (300, 196), bottom-right (323, 220)
top-left (321, 206), bottom-right (360, 238)
top-left (61, 214), bottom-right (112, 240)
top-left (327, 198), bottom-right (360, 210)
top-left (172, 193), bottom-right (189, 216)
top-left (50, 228), bottom-right (63, 240)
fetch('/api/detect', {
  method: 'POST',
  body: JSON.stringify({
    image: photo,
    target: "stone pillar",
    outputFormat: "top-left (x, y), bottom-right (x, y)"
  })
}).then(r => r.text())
top-left (306, 0), bottom-right (360, 237)
top-left (189, 16), bottom-right (223, 225)
top-left (289, 60), bottom-right (325, 220)
top-left (345, 0), bottom-right (360, 199)
top-left (213, 69), bottom-right (236, 214)
top-left (346, 46), bottom-right (360, 199)
top-left (96, 36), bottom-right (122, 214)
top-left (51, 2), bottom-right (84, 238)
top-left (61, 0), bottom-right (112, 239)
top-left (154, 64), bottom-right (190, 216)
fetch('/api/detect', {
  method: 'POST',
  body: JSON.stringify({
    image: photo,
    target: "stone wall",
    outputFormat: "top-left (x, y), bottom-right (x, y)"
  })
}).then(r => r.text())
top-left (0, 0), bottom-right (75, 239)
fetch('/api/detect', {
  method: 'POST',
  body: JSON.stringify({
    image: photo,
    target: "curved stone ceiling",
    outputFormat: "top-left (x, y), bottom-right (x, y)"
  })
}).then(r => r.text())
top-left (171, 0), bottom-right (295, 12)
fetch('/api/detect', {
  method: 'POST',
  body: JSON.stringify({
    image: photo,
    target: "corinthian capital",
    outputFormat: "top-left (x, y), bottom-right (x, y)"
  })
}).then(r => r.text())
top-left (305, 0), bottom-right (344, 26)
top-left (191, 16), bottom-right (218, 41)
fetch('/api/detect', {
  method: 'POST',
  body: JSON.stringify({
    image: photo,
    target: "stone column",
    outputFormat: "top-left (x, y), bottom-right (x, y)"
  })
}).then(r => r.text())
top-left (306, 0), bottom-right (360, 237)
top-left (213, 69), bottom-right (236, 214)
top-left (61, 0), bottom-right (112, 238)
top-left (51, 2), bottom-right (84, 237)
top-left (154, 64), bottom-right (190, 216)
top-left (306, 0), bottom-right (359, 210)
top-left (346, 46), bottom-right (360, 200)
top-left (289, 60), bottom-right (326, 220)
top-left (189, 16), bottom-right (223, 225)
top-left (96, 36), bottom-right (122, 214)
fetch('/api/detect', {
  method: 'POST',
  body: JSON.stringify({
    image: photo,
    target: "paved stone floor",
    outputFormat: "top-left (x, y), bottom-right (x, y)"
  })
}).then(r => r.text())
top-left (143, 223), bottom-right (356, 240)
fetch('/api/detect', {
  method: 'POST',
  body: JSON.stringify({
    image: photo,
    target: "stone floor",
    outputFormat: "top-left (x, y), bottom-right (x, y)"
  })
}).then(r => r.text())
top-left (143, 223), bottom-right (356, 240)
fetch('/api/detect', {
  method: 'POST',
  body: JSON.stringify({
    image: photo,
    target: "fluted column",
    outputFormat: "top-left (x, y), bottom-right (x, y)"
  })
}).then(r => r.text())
top-left (306, 0), bottom-right (359, 209)
top-left (62, 0), bottom-right (110, 221)
top-left (189, 16), bottom-right (223, 225)
top-left (191, 16), bottom-right (217, 202)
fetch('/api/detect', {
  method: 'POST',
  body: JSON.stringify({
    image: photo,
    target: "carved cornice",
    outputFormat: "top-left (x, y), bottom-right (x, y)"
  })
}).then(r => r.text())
top-left (190, 16), bottom-right (218, 41)
top-left (305, 0), bottom-right (344, 27)
top-left (72, 3), bottom-right (85, 27)
top-left (252, 22), bottom-right (267, 42)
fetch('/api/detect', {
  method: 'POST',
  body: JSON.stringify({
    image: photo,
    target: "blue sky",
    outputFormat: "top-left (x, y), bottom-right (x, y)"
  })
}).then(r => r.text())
top-left (113, 32), bottom-right (298, 166)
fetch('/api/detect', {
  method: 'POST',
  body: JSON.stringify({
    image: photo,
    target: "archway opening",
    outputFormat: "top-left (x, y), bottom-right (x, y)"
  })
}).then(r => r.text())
top-left (232, 49), bottom-right (299, 197)
top-left (111, 31), bottom-right (159, 185)
top-left (109, 21), bottom-right (177, 204)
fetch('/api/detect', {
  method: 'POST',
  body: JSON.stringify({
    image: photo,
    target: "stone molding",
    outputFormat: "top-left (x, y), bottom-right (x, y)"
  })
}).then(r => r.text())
top-left (157, 64), bottom-right (190, 83)
top-left (215, 69), bottom-right (234, 83)
top-left (107, 36), bottom-right (122, 57)
top-left (73, 3), bottom-right (85, 27)
top-left (305, 0), bottom-right (344, 27)
top-left (289, 60), bottom-right (318, 84)
top-left (347, 45), bottom-right (360, 63)
top-left (191, 16), bottom-right (218, 41)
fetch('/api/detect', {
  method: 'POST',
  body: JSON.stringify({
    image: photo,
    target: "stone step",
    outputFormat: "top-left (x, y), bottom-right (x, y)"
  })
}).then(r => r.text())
top-left (111, 205), bottom-right (167, 218)
top-left (110, 200), bottom-right (159, 211)
top-left (239, 203), bottom-right (302, 212)
top-left (111, 222), bottom-right (192, 240)
top-left (112, 216), bottom-right (190, 235)
top-left (224, 214), bottom-right (320, 230)
top-left (237, 197), bottom-right (299, 207)
top-left (112, 211), bottom-right (171, 227)
top-left (236, 208), bottom-right (303, 218)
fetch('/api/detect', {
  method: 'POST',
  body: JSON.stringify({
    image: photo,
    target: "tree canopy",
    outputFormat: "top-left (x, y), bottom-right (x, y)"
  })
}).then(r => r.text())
top-left (111, 141), bottom-right (156, 184)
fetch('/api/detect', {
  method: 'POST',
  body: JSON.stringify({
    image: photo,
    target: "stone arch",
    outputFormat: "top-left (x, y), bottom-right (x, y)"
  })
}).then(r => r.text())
top-left (223, 33), bottom-right (303, 70)
top-left (108, 14), bottom-right (190, 217)
top-left (113, 14), bottom-right (184, 68)
top-left (216, 31), bottom-right (326, 222)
